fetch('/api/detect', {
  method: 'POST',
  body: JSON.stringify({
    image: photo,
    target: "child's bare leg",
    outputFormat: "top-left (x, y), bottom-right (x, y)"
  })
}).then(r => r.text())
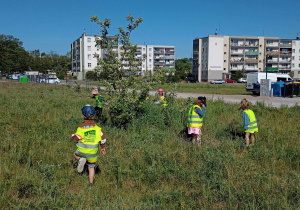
top-left (88, 167), bottom-right (95, 184)
top-left (250, 133), bottom-right (255, 145)
top-left (196, 134), bottom-right (201, 145)
top-left (245, 133), bottom-right (250, 146)
top-left (74, 153), bottom-right (81, 160)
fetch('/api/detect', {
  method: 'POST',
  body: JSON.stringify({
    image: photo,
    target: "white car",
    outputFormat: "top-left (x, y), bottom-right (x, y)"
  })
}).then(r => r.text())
top-left (210, 79), bottom-right (226, 84)
top-left (238, 78), bottom-right (247, 83)
top-left (38, 76), bottom-right (60, 84)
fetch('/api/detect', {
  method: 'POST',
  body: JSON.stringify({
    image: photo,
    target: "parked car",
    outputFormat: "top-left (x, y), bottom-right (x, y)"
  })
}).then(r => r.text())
top-left (38, 76), bottom-right (60, 84)
top-left (6, 75), bottom-right (12, 79)
top-left (238, 78), bottom-right (247, 83)
top-left (186, 77), bottom-right (198, 83)
top-left (210, 79), bottom-right (226, 84)
top-left (225, 78), bottom-right (235, 83)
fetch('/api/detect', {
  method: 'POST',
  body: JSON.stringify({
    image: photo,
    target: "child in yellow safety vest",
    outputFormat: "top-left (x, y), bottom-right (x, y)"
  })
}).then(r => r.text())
top-left (187, 99), bottom-right (206, 146)
top-left (71, 104), bottom-right (107, 184)
top-left (239, 99), bottom-right (258, 147)
top-left (155, 88), bottom-right (167, 107)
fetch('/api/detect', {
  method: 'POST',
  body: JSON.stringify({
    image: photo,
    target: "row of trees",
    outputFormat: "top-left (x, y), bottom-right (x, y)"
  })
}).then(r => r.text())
top-left (0, 34), bottom-right (71, 76)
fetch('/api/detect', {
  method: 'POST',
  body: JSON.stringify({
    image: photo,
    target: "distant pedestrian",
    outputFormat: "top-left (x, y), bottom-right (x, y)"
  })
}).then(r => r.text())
top-left (88, 88), bottom-right (106, 119)
top-left (71, 105), bottom-right (107, 184)
top-left (187, 99), bottom-right (206, 146)
top-left (155, 89), bottom-right (167, 107)
top-left (239, 99), bottom-right (258, 147)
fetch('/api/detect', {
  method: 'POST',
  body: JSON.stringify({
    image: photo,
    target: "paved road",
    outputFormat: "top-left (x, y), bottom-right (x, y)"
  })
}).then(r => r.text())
top-left (149, 91), bottom-right (300, 108)
top-left (2, 80), bottom-right (299, 108)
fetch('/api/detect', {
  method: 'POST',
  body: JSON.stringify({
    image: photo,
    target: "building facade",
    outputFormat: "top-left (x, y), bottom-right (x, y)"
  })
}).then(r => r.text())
top-left (71, 32), bottom-right (175, 80)
top-left (193, 35), bottom-right (300, 82)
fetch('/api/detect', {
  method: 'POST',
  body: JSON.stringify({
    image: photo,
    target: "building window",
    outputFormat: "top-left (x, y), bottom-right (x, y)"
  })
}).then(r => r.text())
top-left (298, 71), bottom-right (300, 74)
top-left (149, 59), bottom-right (152, 62)
top-left (97, 46), bottom-right (100, 51)
top-left (224, 44), bottom-right (227, 47)
top-left (224, 52), bottom-right (227, 54)
top-left (149, 53), bottom-right (152, 57)
top-left (143, 48), bottom-right (145, 52)
top-left (215, 43), bottom-right (217, 45)
top-left (260, 45), bottom-right (262, 47)
top-left (292, 56), bottom-right (295, 60)
top-left (292, 64), bottom-right (295, 67)
top-left (149, 48), bottom-right (152, 52)
top-left (259, 52), bottom-right (262, 55)
top-left (149, 64), bottom-right (152, 68)
top-left (88, 46), bottom-right (91, 51)
top-left (224, 60), bottom-right (226, 63)
top-left (259, 68), bottom-right (261, 70)
top-left (88, 63), bottom-right (91, 67)
top-left (88, 54), bottom-right (91, 60)
top-left (223, 68), bottom-right (226, 70)
top-left (266, 40), bottom-right (273, 45)
top-left (87, 38), bottom-right (91, 43)
top-left (292, 49), bottom-right (295, 53)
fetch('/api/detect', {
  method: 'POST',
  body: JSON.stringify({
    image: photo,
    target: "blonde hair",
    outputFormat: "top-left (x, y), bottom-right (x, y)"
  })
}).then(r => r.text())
top-left (239, 98), bottom-right (249, 110)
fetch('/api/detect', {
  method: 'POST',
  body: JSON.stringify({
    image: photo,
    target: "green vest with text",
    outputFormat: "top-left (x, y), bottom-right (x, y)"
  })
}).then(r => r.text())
top-left (243, 109), bottom-right (258, 133)
top-left (187, 105), bottom-right (203, 127)
top-left (75, 125), bottom-right (102, 163)
top-left (96, 95), bottom-right (104, 108)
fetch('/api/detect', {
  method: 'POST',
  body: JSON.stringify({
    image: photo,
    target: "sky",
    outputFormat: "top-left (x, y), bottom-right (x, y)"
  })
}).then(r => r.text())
top-left (1, 0), bottom-right (300, 59)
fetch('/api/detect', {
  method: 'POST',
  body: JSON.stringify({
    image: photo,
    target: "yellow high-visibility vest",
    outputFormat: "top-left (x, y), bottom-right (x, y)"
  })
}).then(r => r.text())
top-left (243, 109), bottom-right (258, 133)
top-left (160, 96), bottom-right (167, 107)
top-left (75, 125), bottom-right (102, 163)
top-left (187, 105), bottom-right (203, 127)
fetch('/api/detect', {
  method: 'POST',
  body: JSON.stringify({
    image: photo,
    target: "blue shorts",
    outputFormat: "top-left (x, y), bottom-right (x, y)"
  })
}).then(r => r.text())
top-left (74, 152), bottom-right (96, 167)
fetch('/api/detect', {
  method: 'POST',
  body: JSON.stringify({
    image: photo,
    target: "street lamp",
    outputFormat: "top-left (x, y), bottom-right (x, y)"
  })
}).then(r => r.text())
top-left (265, 54), bottom-right (270, 79)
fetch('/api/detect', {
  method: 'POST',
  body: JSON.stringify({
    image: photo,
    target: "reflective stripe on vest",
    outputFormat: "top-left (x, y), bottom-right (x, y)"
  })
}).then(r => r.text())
top-left (75, 125), bottom-right (102, 162)
top-left (187, 105), bottom-right (203, 127)
top-left (244, 109), bottom-right (258, 132)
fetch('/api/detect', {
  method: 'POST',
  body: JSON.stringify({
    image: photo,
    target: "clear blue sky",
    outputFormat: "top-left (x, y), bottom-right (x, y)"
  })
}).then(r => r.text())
top-left (1, 0), bottom-right (300, 58)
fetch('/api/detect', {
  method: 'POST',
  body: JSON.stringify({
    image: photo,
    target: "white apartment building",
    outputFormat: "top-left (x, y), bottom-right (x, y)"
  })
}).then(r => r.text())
top-left (193, 34), bottom-right (299, 82)
top-left (71, 32), bottom-right (175, 80)
top-left (292, 38), bottom-right (300, 78)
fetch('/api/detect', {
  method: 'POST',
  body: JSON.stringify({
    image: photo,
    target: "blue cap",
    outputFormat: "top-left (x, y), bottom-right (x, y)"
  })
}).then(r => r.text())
top-left (81, 104), bottom-right (95, 118)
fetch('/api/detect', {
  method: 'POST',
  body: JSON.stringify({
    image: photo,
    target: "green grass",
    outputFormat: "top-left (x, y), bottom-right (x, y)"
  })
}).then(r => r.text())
top-left (0, 83), bottom-right (299, 209)
top-left (152, 83), bottom-right (250, 95)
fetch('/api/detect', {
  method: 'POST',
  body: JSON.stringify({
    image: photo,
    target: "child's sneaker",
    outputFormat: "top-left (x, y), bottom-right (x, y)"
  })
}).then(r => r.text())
top-left (77, 158), bottom-right (86, 173)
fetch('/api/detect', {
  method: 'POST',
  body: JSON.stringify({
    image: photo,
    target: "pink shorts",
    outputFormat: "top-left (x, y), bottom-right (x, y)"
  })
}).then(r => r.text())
top-left (188, 127), bottom-right (202, 135)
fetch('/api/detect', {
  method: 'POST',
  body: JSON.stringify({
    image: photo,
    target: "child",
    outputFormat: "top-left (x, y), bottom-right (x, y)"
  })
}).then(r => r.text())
top-left (187, 99), bottom-right (206, 146)
top-left (88, 88), bottom-right (106, 119)
top-left (154, 88), bottom-right (167, 107)
top-left (239, 99), bottom-right (258, 147)
top-left (71, 104), bottom-right (107, 184)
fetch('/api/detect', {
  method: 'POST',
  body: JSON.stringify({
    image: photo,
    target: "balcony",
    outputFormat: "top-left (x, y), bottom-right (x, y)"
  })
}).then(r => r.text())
top-left (266, 51), bottom-right (280, 55)
top-left (245, 51), bottom-right (259, 55)
top-left (245, 68), bottom-right (259, 71)
top-left (231, 51), bottom-right (244, 54)
top-left (230, 59), bottom-right (244, 63)
top-left (154, 50), bottom-right (164, 54)
top-left (280, 44), bottom-right (292, 48)
top-left (266, 44), bottom-right (279, 47)
top-left (267, 59), bottom-right (278, 63)
top-left (279, 67), bottom-right (291, 70)
top-left (280, 51), bottom-right (292, 55)
top-left (231, 42), bottom-right (244, 47)
top-left (245, 59), bottom-right (258, 63)
top-left (165, 56), bottom-right (175, 59)
top-left (266, 67), bottom-right (279, 71)
top-left (279, 59), bottom-right (291, 63)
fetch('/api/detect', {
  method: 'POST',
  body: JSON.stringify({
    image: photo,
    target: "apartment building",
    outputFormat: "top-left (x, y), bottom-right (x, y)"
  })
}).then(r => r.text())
top-left (71, 32), bottom-right (175, 80)
top-left (292, 38), bottom-right (300, 78)
top-left (193, 34), bottom-right (299, 82)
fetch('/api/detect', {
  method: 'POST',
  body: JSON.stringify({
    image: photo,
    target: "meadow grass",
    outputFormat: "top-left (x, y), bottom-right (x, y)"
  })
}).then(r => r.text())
top-left (154, 83), bottom-right (250, 95)
top-left (0, 83), bottom-right (299, 209)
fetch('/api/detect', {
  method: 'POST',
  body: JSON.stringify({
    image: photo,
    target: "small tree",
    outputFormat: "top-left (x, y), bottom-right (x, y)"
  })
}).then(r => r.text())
top-left (91, 15), bottom-right (164, 127)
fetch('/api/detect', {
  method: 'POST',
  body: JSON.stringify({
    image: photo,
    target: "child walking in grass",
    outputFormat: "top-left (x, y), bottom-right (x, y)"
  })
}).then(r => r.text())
top-left (239, 99), bottom-right (258, 147)
top-left (88, 88), bottom-right (106, 119)
top-left (187, 99), bottom-right (206, 146)
top-left (71, 104), bottom-right (107, 184)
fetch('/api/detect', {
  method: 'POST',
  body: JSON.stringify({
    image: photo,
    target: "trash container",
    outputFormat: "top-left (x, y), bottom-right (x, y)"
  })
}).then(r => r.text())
top-left (20, 76), bottom-right (28, 83)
